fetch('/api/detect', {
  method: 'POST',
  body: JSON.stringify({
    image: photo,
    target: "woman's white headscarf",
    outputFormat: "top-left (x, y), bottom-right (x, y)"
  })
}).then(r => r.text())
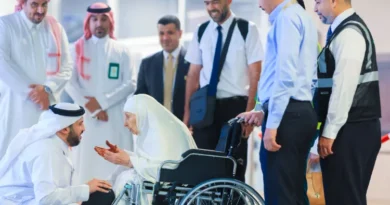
top-left (123, 94), bottom-right (197, 182)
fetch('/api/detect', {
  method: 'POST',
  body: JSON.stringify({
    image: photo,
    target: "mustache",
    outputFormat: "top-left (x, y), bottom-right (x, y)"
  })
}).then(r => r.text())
top-left (209, 10), bottom-right (220, 13)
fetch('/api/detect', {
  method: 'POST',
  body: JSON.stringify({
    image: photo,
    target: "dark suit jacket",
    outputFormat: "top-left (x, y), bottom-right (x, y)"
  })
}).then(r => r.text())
top-left (135, 48), bottom-right (189, 120)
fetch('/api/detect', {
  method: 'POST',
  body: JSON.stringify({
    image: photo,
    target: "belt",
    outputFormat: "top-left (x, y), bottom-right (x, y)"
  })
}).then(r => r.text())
top-left (217, 96), bottom-right (248, 103)
top-left (261, 98), bottom-right (310, 113)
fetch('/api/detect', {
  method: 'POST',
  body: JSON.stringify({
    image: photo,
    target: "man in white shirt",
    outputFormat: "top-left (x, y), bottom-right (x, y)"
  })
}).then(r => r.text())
top-left (0, 0), bottom-right (72, 158)
top-left (0, 103), bottom-right (113, 205)
top-left (65, 2), bottom-right (136, 185)
top-left (184, 0), bottom-right (264, 182)
top-left (314, 0), bottom-right (381, 204)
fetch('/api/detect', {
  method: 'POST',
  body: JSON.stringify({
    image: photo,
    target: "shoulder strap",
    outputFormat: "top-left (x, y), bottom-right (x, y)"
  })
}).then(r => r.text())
top-left (198, 18), bottom-right (249, 43)
top-left (197, 21), bottom-right (210, 43)
top-left (236, 18), bottom-right (248, 41)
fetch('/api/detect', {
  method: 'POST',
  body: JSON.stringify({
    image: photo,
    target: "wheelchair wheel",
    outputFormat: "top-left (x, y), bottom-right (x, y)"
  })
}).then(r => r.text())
top-left (179, 178), bottom-right (265, 205)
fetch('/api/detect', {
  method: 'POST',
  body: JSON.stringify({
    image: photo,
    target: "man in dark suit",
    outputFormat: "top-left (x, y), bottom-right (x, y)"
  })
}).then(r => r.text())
top-left (135, 15), bottom-right (189, 120)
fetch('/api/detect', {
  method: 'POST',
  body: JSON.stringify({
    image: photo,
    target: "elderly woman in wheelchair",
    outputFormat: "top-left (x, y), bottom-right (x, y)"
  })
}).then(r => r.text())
top-left (97, 94), bottom-right (264, 204)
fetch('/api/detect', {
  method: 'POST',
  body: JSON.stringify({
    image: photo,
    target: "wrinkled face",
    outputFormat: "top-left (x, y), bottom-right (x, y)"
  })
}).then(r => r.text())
top-left (67, 118), bottom-right (85, 147)
top-left (314, 0), bottom-right (335, 24)
top-left (158, 23), bottom-right (182, 53)
top-left (204, 0), bottom-right (231, 23)
top-left (23, 0), bottom-right (48, 24)
top-left (89, 13), bottom-right (111, 38)
top-left (124, 112), bottom-right (139, 135)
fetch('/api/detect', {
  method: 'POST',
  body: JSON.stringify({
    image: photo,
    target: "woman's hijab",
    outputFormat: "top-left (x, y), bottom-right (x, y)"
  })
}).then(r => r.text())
top-left (123, 94), bottom-right (197, 182)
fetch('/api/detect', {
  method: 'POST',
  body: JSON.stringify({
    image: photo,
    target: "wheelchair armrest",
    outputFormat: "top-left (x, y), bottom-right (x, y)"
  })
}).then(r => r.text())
top-left (181, 149), bottom-right (226, 158)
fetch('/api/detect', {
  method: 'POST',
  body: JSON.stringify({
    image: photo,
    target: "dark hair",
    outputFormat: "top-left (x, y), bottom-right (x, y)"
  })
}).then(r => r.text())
top-left (157, 15), bottom-right (181, 30)
top-left (297, 0), bottom-right (306, 9)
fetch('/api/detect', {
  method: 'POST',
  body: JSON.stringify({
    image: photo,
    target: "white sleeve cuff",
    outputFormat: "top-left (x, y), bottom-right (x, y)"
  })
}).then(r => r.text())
top-left (322, 123), bottom-right (342, 139)
top-left (75, 184), bottom-right (90, 202)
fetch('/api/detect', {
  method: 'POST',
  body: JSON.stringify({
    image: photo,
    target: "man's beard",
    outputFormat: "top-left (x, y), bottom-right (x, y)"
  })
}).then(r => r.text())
top-left (209, 6), bottom-right (229, 23)
top-left (67, 127), bottom-right (81, 147)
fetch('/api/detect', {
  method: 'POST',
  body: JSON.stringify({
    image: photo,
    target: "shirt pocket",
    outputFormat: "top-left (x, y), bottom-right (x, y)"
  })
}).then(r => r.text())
top-left (227, 46), bottom-right (246, 68)
top-left (199, 42), bottom-right (213, 66)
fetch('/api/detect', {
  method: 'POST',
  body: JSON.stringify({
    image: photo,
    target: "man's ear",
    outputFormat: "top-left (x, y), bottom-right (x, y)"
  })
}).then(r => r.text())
top-left (58, 127), bottom-right (70, 135)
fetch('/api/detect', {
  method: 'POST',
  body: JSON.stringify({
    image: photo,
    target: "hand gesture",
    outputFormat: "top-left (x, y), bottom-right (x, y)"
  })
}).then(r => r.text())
top-left (87, 178), bottom-right (112, 194)
top-left (96, 110), bottom-right (109, 122)
top-left (318, 136), bottom-right (334, 159)
top-left (94, 140), bottom-right (119, 157)
top-left (28, 84), bottom-right (49, 110)
top-left (85, 96), bottom-right (102, 113)
top-left (104, 148), bottom-right (132, 168)
top-left (263, 128), bottom-right (281, 152)
top-left (237, 111), bottom-right (264, 127)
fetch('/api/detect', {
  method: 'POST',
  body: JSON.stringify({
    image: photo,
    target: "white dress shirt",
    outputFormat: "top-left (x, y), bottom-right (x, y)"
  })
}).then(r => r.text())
top-left (185, 12), bottom-right (264, 98)
top-left (322, 8), bottom-right (366, 139)
top-left (0, 136), bottom-right (89, 205)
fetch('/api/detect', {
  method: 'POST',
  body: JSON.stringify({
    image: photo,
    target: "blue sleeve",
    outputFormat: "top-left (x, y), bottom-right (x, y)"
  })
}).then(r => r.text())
top-left (266, 13), bottom-right (302, 129)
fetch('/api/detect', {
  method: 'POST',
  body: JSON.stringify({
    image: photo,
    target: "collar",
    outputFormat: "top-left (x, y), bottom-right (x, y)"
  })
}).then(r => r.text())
top-left (211, 11), bottom-right (235, 32)
top-left (269, 0), bottom-right (291, 25)
top-left (53, 135), bottom-right (70, 157)
top-left (330, 8), bottom-right (355, 32)
top-left (163, 46), bottom-right (181, 60)
top-left (20, 10), bottom-right (43, 31)
top-left (91, 34), bottom-right (109, 44)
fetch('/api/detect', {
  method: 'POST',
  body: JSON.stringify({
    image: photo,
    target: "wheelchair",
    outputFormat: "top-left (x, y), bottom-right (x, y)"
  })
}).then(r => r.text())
top-left (112, 118), bottom-right (265, 205)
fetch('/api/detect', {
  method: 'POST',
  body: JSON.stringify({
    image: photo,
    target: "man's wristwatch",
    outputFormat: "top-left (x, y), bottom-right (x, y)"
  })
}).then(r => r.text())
top-left (44, 85), bottom-right (52, 95)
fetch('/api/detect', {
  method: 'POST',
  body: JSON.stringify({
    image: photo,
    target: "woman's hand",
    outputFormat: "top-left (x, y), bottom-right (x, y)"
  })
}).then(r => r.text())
top-left (103, 148), bottom-right (133, 168)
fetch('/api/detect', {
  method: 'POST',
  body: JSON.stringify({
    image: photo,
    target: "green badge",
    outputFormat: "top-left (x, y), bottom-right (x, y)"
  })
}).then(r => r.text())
top-left (108, 63), bottom-right (120, 79)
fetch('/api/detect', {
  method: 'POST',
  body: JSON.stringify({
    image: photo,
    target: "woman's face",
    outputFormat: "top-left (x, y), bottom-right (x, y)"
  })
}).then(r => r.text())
top-left (124, 112), bottom-right (139, 135)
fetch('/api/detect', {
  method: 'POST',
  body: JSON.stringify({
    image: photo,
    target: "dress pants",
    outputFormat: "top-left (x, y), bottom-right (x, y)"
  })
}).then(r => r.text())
top-left (320, 119), bottom-right (381, 205)
top-left (193, 96), bottom-right (248, 182)
top-left (260, 99), bottom-right (317, 205)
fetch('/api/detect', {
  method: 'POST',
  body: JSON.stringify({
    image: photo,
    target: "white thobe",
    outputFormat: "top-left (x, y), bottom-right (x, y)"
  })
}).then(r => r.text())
top-left (0, 136), bottom-right (89, 205)
top-left (66, 35), bottom-right (137, 184)
top-left (0, 11), bottom-right (72, 158)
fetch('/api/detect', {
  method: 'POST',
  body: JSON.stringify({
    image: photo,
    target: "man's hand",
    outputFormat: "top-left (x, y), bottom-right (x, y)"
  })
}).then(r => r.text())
top-left (318, 136), bottom-right (334, 159)
top-left (96, 110), bottom-right (108, 122)
top-left (28, 84), bottom-right (49, 110)
top-left (241, 124), bottom-right (254, 139)
top-left (263, 128), bottom-right (281, 152)
top-left (103, 148), bottom-right (132, 168)
top-left (237, 111), bottom-right (264, 127)
top-left (87, 179), bottom-right (112, 194)
top-left (85, 96), bottom-right (102, 113)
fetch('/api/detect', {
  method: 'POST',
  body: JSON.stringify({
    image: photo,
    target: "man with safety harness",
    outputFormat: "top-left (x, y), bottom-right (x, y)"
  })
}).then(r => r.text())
top-left (314, 0), bottom-right (382, 204)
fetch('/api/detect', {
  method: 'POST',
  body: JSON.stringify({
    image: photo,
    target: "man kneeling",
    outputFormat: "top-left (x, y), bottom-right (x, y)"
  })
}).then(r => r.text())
top-left (0, 103), bottom-right (113, 205)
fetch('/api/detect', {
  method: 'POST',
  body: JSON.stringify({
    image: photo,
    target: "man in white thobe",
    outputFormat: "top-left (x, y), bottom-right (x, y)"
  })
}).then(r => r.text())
top-left (0, 0), bottom-right (72, 158)
top-left (65, 2), bottom-right (136, 185)
top-left (0, 103), bottom-right (114, 205)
